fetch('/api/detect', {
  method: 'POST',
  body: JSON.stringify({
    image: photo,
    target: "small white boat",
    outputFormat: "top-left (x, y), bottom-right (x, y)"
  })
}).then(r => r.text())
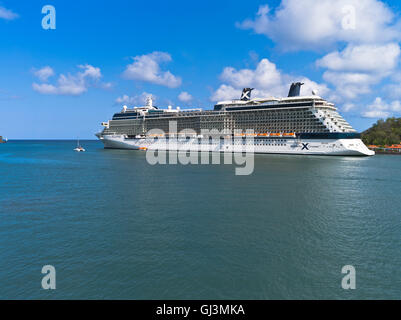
top-left (74, 139), bottom-right (86, 152)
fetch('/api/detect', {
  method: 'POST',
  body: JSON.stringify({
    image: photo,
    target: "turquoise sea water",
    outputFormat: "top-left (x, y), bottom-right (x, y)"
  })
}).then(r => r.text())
top-left (0, 140), bottom-right (400, 299)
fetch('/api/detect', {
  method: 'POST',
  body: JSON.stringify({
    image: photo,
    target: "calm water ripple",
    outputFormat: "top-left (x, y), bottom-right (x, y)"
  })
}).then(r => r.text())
top-left (0, 140), bottom-right (400, 299)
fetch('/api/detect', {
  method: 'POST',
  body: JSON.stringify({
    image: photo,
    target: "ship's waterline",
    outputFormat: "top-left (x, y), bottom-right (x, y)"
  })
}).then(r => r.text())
top-left (97, 131), bottom-right (373, 157)
top-left (96, 84), bottom-right (374, 156)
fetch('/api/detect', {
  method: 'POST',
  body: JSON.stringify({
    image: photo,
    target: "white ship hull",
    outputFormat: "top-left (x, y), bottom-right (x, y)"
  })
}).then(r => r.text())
top-left (97, 134), bottom-right (374, 156)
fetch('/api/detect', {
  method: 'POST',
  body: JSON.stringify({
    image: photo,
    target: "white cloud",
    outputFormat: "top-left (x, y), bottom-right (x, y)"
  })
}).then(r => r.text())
top-left (299, 78), bottom-right (330, 99)
top-left (221, 58), bottom-right (282, 89)
top-left (123, 51), bottom-right (181, 88)
top-left (32, 83), bottom-right (58, 95)
top-left (78, 64), bottom-right (101, 80)
top-left (392, 101), bottom-right (401, 112)
top-left (380, 72), bottom-right (401, 99)
top-left (100, 82), bottom-right (113, 90)
top-left (362, 97), bottom-right (401, 118)
top-left (316, 43), bottom-right (400, 73)
top-left (317, 43), bottom-right (400, 100)
top-left (115, 92), bottom-right (156, 106)
top-left (211, 84), bottom-right (240, 101)
top-left (238, 0), bottom-right (401, 51)
top-left (211, 58), bottom-right (329, 101)
top-left (178, 91), bottom-right (193, 102)
top-left (0, 6), bottom-right (18, 20)
top-left (33, 64), bottom-right (106, 96)
top-left (342, 103), bottom-right (356, 112)
top-left (322, 71), bottom-right (377, 100)
top-left (323, 71), bottom-right (374, 85)
top-left (33, 66), bottom-right (55, 82)
top-left (236, 1), bottom-right (401, 106)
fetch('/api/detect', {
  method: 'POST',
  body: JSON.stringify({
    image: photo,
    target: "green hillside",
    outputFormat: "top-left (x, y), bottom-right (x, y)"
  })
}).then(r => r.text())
top-left (361, 117), bottom-right (401, 146)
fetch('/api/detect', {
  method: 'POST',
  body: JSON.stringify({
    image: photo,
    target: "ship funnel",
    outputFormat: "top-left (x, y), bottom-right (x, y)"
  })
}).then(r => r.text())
top-left (240, 88), bottom-right (254, 101)
top-left (288, 82), bottom-right (304, 97)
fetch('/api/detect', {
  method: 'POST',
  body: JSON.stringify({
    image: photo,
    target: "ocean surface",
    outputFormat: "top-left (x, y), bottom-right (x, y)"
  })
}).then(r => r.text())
top-left (0, 140), bottom-right (400, 299)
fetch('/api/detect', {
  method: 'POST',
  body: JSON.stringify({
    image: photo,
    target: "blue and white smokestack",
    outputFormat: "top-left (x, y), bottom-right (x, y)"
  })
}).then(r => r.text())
top-left (288, 82), bottom-right (304, 97)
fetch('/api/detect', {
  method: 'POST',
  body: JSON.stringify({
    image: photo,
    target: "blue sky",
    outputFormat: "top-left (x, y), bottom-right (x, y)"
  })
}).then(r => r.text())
top-left (1, 0), bottom-right (401, 138)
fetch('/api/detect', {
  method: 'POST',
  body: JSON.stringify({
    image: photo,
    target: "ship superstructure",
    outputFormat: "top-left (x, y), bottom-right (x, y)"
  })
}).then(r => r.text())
top-left (96, 83), bottom-right (374, 156)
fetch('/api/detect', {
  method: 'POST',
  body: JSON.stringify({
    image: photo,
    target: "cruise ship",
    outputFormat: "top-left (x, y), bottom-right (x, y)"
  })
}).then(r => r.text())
top-left (96, 83), bottom-right (374, 156)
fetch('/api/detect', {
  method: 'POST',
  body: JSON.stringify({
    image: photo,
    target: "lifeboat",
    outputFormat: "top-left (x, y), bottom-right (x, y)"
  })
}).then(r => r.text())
top-left (283, 132), bottom-right (296, 137)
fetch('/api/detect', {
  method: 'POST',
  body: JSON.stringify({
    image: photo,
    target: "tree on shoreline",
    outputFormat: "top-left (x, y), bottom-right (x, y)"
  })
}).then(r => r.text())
top-left (361, 117), bottom-right (401, 146)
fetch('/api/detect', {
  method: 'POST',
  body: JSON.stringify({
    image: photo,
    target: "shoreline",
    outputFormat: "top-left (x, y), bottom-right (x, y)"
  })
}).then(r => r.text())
top-left (369, 150), bottom-right (401, 155)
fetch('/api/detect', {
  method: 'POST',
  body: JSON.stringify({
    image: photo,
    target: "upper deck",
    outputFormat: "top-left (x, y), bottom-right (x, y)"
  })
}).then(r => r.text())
top-left (213, 95), bottom-right (333, 112)
top-left (111, 95), bottom-right (335, 121)
top-left (102, 83), bottom-right (355, 135)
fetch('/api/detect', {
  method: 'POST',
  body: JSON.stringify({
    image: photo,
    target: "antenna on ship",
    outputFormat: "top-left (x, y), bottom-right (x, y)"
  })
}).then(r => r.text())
top-left (146, 96), bottom-right (153, 107)
top-left (288, 82), bottom-right (304, 97)
top-left (240, 88), bottom-right (254, 101)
